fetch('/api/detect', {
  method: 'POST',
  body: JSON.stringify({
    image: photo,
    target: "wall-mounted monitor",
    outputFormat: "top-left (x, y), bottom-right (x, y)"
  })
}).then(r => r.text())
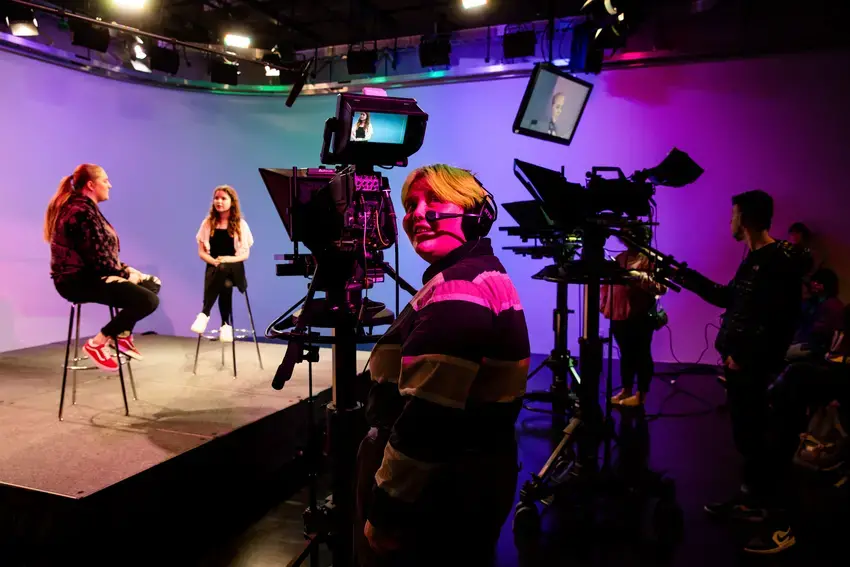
top-left (512, 62), bottom-right (593, 146)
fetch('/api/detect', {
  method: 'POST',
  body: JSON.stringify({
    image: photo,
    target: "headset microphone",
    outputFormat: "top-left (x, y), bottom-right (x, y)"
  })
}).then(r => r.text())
top-left (425, 211), bottom-right (478, 221)
top-left (420, 174), bottom-right (498, 239)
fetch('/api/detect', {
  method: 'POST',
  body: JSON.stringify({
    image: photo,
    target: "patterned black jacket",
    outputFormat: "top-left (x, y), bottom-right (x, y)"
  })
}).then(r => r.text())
top-left (364, 238), bottom-right (531, 530)
top-left (50, 194), bottom-right (129, 284)
top-left (679, 240), bottom-right (807, 372)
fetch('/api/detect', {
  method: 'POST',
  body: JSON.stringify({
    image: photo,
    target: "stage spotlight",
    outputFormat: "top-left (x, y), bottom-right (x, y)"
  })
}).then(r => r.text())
top-left (462, 0), bottom-right (487, 8)
top-left (133, 42), bottom-right (146, 59)
top-left (112, 0), bottom-right (147, 10)
top-left (419, 35), bottom-right (451, 67)
top-left (3, 3), bottom-right (39, 37)
top-left (70, 20), bottom-right (110, 53)
top-left (210, 60), bottom-right (238, 85)
top-left (149, 44), bottom-right (179, 74)
top-left (224, 33), bottom-right (251, 48)
top-left (130, 60), bottom-right (151, 73)
top-left (593, 13), bottom-right (630, 49)
top-left (581, 0), bottom-right (634, 20)
top-left (569, 21), bottom-right (603, 74)
top-left (503, 30), bottom-right (537, 59)
top-left (347, 48), bottom-right (377, 75)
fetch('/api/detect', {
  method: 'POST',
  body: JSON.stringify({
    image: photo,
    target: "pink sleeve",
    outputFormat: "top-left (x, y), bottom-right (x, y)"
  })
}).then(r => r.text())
top-left (196, 219), bottom-right (211, 252)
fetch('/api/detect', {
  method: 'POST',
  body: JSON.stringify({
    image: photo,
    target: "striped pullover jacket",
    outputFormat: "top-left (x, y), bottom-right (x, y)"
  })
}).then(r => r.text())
top-left (365, 238), bottom-right (531, 529)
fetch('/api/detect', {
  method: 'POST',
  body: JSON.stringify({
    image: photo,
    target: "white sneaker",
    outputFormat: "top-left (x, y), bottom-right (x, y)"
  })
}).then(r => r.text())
top-left (191, 313), bottom-right (209, 334)
top-left (220, 324), bottom-right (233, 343)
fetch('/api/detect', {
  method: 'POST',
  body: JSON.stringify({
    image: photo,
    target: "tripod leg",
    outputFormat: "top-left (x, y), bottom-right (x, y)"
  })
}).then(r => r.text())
top-left (527, 356), bottom-right (552, 379)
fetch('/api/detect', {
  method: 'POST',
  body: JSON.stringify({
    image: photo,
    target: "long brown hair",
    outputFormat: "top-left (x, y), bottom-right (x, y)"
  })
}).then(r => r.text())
top-left (43, 164), bottom-right (102, 242)
top-left (207, 185), bottom-right (242, 241)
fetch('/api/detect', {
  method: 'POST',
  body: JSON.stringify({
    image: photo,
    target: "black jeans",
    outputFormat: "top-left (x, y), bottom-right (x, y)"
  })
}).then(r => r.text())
top-left (611, 316), bottom-right (656, 393)
top-left (55, 275), bottom-right (160, 338)
top-left (202, 263), bottom-right (246, 324)
top-left (724, 367), bottom-right (782, 507)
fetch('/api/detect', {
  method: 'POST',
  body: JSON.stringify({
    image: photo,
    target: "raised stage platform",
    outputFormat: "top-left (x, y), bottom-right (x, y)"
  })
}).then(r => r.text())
top-left (0, 334), bottom-right (369, 565)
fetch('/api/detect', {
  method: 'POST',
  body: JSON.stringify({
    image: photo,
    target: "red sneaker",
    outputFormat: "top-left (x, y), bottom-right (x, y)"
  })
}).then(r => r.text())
top-left (116, 335), bottom-right (143, 360)
top-left (83, 339), bottom-right (119, 372)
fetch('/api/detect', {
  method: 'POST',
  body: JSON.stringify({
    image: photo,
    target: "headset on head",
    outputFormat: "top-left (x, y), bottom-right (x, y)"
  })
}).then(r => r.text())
top-left (462, 175), bottom-right (498, 240)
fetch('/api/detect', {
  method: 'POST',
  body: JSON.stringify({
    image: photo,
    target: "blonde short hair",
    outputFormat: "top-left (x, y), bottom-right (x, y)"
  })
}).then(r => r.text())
top-left (401, 164), bottom-right (486, 210)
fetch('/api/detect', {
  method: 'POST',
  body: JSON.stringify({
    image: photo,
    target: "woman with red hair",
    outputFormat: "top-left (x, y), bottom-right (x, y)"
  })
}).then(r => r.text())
top-left (45, 164), bottom-right (161, 372)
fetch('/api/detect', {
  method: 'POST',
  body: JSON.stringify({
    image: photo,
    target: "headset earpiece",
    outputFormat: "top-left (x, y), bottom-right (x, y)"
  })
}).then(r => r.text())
top-left (461, 175), bottom-right (498, 240)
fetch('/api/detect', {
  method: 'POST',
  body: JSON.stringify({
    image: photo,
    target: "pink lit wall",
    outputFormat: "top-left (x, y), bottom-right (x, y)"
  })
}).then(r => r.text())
top-left (1, 47), bottom-right (848, 364)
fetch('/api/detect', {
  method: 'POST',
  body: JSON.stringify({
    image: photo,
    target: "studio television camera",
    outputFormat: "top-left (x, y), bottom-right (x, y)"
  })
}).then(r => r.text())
top-left (502, 62), bottom-right (704, 539)
top-left (258, 91), bottom-right (427, 567)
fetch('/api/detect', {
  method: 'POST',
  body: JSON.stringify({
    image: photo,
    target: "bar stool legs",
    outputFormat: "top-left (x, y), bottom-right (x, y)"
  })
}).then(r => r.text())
top-left (71, 303), bottom-right (82, 406)
top-left (59, 305), bottom-right (75, 421)
top-left (244, 292), bottom-right (263, 371)
top-left (109, 306), bottom-right (131, 416)
top-left (191, 290), bottom-right (262, 378)
top-left (58, 303), bottom-right (136, 421)
top-left (230, 313), bottom-right (237, 379)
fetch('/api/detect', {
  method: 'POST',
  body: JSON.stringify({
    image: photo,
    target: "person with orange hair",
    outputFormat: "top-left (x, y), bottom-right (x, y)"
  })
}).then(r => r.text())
top-left (190, 185), bottom-right (254, 342)
top-left (353, 164), bottom-right (530, 567)
top-left (46, 164), bottom-right (161, 372)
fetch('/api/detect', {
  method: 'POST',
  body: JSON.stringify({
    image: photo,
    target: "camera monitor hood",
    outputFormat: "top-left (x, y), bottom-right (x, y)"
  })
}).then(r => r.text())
top-left (320, 92), bottom-right (429, 168)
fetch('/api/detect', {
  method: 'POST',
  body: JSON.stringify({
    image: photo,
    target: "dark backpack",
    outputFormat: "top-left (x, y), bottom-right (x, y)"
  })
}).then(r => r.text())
top-left (793, 403), bottom-right (848, 474)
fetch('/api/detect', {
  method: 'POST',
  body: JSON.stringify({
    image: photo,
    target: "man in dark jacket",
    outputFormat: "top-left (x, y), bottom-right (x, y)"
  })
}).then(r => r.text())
top-left (674, 190), bottom-right (807, 554)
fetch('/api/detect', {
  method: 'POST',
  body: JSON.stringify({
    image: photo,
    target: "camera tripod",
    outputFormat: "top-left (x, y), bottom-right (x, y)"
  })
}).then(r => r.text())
top-left (513, 225), bottom-right (620, 535)
top-left (269, 256), bottom-right (414, 567)
top-left (512, 226), bottom-right (684, 548)
top-left (523, 280), bottom-right (581, 430)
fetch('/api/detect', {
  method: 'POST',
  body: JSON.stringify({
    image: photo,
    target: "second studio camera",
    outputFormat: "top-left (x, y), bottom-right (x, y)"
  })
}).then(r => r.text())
top-left (259, 91), bottom-right (428, 389)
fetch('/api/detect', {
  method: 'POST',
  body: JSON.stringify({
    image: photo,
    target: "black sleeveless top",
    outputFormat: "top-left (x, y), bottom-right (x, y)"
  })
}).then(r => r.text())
top-left (356, 125), bottom-right (366, 139)
top-left (209, 229), bottom-right (236, 258)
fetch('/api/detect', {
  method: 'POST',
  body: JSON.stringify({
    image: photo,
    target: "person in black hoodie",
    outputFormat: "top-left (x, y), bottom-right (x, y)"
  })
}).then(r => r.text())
top-left (673, 190), bottom-right (807, 554)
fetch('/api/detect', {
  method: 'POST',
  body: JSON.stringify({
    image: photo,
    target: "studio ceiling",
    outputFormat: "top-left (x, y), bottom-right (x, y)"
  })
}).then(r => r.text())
top-left (44, 0), bottom-right (589, 52)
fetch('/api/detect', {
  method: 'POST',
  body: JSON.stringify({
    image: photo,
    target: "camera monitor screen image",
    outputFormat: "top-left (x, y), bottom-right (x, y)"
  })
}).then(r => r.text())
top-left (513, 62), bottom-right (593, 146)
top-left (350, 112), bottom-right (408, 144)
top-left (321, 92), bottom-right (428, 167)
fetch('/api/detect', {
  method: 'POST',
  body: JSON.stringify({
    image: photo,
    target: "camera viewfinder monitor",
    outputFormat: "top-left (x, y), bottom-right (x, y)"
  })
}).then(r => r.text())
top-left (512, 62), bottom-right (593, 146)
top-left (321, 92), bottom-right (428, 167)
top-left (350, 112), bottom-right (408, 144)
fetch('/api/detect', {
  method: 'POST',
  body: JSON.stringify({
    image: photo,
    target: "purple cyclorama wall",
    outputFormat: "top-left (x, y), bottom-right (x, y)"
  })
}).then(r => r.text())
top-left (1, 48), bottom-right (849, 364)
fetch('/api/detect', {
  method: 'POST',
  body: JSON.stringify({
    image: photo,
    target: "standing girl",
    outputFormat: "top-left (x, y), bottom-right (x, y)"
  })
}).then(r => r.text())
top-left (191, 185), bottom-right (254, 342)
top-left (600, 225), bottom-right (667, 407)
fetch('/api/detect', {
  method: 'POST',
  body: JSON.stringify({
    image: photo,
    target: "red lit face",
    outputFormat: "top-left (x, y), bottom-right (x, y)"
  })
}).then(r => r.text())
top-left (402, 177), bottom-right (467, 264)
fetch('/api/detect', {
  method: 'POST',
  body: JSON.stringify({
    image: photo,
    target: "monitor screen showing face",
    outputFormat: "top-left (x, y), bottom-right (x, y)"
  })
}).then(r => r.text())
top-left (350, 111), bottom-right (408, 144)
top-left (513, 64), bottom-right (593, 146)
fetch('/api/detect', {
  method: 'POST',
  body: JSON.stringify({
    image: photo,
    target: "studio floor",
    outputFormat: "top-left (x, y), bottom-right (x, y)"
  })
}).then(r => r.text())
top-left (2, 343), bottom-right (843, 566)
top-left (175, 356), bottom-right (846, 567)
